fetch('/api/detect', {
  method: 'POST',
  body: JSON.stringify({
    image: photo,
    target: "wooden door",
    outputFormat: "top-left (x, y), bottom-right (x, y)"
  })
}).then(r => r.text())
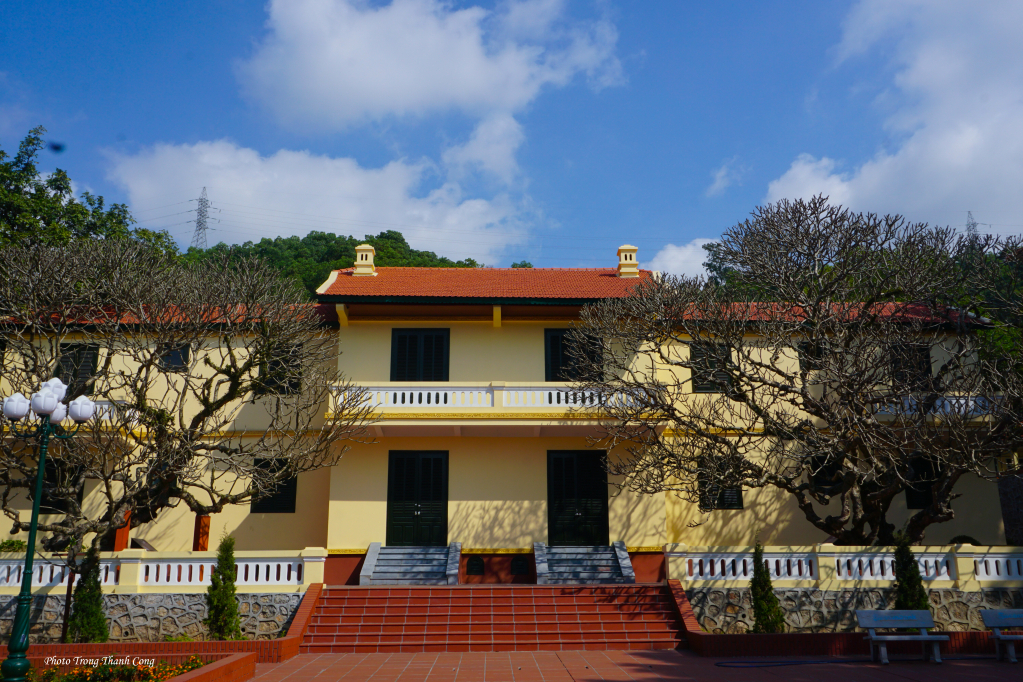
top-left (386, 451), bottom-right (448, 546)
top-left (547, 450), bottom-right (609, 546)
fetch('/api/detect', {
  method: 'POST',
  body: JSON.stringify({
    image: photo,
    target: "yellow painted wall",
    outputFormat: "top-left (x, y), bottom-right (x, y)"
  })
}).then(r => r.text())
top-left (327, 436), bottom-right (666, 549)
top-left (339, 322), bottom-right (555, 383)
top-left (129, 467), bottom-right (330, 551)
top-left (667, 473), bottom-right (1005, 546)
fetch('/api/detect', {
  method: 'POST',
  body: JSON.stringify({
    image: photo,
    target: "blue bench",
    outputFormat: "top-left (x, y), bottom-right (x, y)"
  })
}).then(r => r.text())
top-left (856, 610), bottom-right (949, 664)
top-left (981, 610), bottom-right (1023, 663)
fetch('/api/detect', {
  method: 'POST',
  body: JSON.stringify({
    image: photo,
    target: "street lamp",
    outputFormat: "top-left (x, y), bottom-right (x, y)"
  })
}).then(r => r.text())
top-left (1, 379), bottom-right (95, 682)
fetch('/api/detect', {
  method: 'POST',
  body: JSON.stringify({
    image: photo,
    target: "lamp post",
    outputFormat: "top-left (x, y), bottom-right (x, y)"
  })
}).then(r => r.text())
top-left (1, 379), bottom-right (95, 682)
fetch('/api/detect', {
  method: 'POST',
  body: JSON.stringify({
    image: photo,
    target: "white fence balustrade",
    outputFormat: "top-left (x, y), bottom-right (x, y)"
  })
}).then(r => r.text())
top-left (973, 553), bottom-right (1023, 580)
top-left (682, 552), bottom-right (818, 581)
top-left (0, 559), bottom-right (120, 588)
top-left (140, 557), bottom-right (304, 587)
top-left (362, 387), bottom-right (493, 408)
top-left (833, 553), bottom-right (954, 580)
top-left (502, 387), bottom-right (635, 408)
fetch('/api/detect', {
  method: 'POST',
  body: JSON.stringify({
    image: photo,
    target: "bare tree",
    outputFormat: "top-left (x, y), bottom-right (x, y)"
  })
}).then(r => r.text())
top-left (0, 240), bottom-right (372, 561)
top-left (572, 196), bottom-right (1023, 544)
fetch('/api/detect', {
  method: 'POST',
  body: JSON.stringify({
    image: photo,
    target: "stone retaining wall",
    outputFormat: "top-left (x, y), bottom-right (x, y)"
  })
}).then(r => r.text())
top-left (0, 593), bottom-right (301, 644)
top-left (687, 587), bottom-right (1023, 634)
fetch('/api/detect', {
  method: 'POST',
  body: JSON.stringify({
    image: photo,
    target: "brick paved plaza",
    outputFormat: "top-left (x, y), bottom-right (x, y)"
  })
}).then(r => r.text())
top-left (252, 651), bottom-right (1011, 682)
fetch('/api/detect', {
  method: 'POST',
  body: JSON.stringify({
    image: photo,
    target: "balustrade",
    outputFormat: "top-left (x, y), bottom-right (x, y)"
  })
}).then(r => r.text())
top-left (0, 549), bottom-right (322, 594)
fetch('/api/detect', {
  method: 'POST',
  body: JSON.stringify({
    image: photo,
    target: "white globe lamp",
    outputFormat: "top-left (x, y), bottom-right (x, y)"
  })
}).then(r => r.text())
top-left (29, 390), bottom-right (58, 416)
top-left (68, 396), bottom-right (96, 423)
top-left (2, 393), bottom-right (30, 421)
top-left (41, 378), bottom-right (68, 402)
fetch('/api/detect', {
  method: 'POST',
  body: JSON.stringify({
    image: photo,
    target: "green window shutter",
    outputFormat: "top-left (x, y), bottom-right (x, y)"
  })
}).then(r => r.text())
top-left (690, 344), bottom-right (732, 393)
top-left (250, 459), bottom-right (298, 514)
top-left (545, 329), bottom-right (569, 381)
top-left (57, 343), bottom-right (100, 397)
top-left (391, 329), bottom-right (449, 381)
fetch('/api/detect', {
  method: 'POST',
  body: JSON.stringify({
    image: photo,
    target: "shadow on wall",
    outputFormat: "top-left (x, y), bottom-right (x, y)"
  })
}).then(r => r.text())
top-left (668, 484), bottom-right (817, 546)
top-left (447, 500), bottom-right (547, 548)
top-left (607, 473), bottom-right (666, 547)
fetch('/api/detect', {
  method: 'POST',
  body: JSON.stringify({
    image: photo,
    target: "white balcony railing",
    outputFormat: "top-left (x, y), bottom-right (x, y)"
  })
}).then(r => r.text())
top-left (140, 556), bottom-right (303, 587)
top-left (0, 559), bottom-right (120, 588)
top-left (669, 545), bottom-right (969, 583)
top-left (0, 548), bottom-right (323, 594)
top-left (832, 552), bottom-right (954, 580)
top-left (973, 552), bottom-right (1023, 580)
top-left (352, 383), bottom-right (635, 413)
top-left (502, 386), bottom-right (604, 408)
top-left (362, 386), bottom-right (493, 408)
top-left (683, 551), bottom-right (819, 581)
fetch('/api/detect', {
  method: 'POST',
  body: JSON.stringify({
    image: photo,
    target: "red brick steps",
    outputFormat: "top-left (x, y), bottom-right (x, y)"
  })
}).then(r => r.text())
top-left (300, 584), bottom-right (683, 653)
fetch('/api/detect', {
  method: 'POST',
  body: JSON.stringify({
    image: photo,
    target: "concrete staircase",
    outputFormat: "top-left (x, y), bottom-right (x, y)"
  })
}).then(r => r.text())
top-left (535, 541), bottom-right (635, 584)
top-left (359, 542), bottom-right (461, 585)
top-left (301, 584), bottom-right (682, 653)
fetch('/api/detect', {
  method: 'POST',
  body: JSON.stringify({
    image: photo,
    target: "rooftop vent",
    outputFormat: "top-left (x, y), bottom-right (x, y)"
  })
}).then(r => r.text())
top-left (353, 243), bottom-right (377, 277)
top-left (617, 244), bottom-right (639, 278)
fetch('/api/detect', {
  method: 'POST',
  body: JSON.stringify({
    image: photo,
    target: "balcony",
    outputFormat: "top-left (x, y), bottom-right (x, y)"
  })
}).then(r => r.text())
top-left (337, 382), bottom-right (620, 437)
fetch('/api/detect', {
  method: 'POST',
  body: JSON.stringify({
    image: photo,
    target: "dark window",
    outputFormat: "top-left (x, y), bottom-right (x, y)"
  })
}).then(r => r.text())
top-left (698, 458), bottom-right (743, 511)
top-left (690, 344), bottom-right (734, 393)
top-left (809, 454), bottom-right (842, 489)
top-left (798, 341), bottom-right (827, 372)
top-left (905, 457), bottom-right (938, 509)
top-left (34, 459), bottom-right (84, 515)
top-left (56, 343), bottom-right (99, 397)
top-left (545, 329), bottom-right (601, 381)
top-left (892, 344), bottom-right (932, 391)
top-left (391, 329), bottom-right (449, 381)
top-left (510, 555), bottom-right (530, 576)
top-left (250, 458), bottom-right (298, 513)
top-left (159, 344), bottom-right (190, 372)
top-left (466, 555), bottom-right (485, 575)
top-left (256, 344), bottom-right (302, 396)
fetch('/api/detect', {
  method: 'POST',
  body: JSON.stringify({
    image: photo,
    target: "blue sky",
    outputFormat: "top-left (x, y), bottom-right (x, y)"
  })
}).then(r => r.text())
top-left (3, 0), bottom-right (1022, 272)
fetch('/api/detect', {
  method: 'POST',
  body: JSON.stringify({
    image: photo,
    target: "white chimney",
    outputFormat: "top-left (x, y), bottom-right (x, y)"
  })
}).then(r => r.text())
top-left (617, 244), bottom-right (639, 277)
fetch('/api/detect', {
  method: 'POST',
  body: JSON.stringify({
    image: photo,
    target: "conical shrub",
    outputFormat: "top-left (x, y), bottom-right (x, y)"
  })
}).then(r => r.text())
top-left (893, 533), bottom-right (930, 611)
top-left (64, 547), bottom-right (109, 643)
top-left (204, 535), bottom-right (242, 640)
top-left (750, 540), bottom-right (786, 633)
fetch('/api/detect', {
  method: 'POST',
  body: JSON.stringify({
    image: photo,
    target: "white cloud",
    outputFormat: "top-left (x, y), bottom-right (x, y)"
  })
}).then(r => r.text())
top-left (237, 0), bottom-right (623, 129)
top-left (107, 140), bottom-right (527, 263)
top-left (767, 0), bottom-right (1023, 232)
top-left (705, 157), bottom-right (743, 198)
top-left (647, 239), bottom-right (716, 278)
top-left (442, 113), bottom-right (525, 184)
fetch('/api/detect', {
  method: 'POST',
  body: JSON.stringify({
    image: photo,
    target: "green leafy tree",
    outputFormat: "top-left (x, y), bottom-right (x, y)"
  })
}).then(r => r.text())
top-left (205, 535), bottom-right (242, 640)
top-left (511, 260), bottom-right (533, 268)
top-left (0, 126), bottom-right (176, 252)
top-left (64, 547), bottom-right (109, 643)
top-left (892, 533), bottom-right (930, 611)
top-left (186, 229), bottom-right (483, 298)
top-left (750, 540), bottom-right (785, 633)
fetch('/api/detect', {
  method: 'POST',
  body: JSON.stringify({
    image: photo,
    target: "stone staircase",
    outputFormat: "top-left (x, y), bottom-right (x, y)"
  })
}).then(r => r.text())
top-left (301, 584), bottom-right (682, 653)
top-left (358, 542), bottom-right (460, 585)
top-left (535, 541), bottom-right (635, 584)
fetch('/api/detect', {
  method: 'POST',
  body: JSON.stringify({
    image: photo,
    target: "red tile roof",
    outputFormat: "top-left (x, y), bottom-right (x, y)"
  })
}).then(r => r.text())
top-left (317, 267), bottom-right (653, 300)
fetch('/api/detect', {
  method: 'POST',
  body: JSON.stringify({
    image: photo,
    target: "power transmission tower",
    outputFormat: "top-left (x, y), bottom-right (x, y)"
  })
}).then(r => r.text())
top-left (966, 211), bottom-right (979, 239)
top-left (190, 188), bottom-right (212, 250)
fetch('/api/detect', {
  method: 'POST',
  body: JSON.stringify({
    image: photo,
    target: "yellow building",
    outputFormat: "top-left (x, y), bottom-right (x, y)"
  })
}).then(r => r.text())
top-left (7, 244), bottom-right (1009, 589)
top-left (199, 242), bottom-right (1002, 585)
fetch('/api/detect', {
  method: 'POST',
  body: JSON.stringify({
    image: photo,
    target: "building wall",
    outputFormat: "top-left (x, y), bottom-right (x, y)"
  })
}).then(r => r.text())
top-left (338, 321), bottom-right (556, 383)
top-left (667, 473), bottom-right (1005, 546)
top-left (327, 436), bottom-right (666, 550)
top-left (3, 466), bottom-right (331, 552)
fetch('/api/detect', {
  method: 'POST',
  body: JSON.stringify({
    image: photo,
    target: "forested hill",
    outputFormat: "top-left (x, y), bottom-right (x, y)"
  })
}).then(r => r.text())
top-left (185, 230), bottom-right (482, 299)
